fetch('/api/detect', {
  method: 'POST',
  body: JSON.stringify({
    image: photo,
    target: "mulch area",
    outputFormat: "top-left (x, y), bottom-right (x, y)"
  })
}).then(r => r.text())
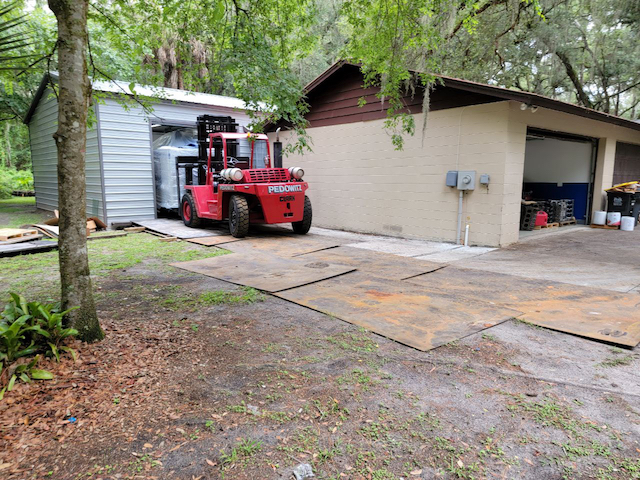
top-left (0, 312), bottom-right (196, 479)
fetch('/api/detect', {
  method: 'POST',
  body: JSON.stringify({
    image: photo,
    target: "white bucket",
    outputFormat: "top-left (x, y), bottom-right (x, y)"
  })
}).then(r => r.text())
top-left (592, 210), bottom-right (607, 225)
top-left (607, 212), bottom-right (621, 226)
top-left (620, 216), bottom-right (635, 231)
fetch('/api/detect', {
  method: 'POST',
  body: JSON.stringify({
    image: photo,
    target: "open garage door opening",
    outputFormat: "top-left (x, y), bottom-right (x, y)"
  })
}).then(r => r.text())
top-left (520, 128), bottom-right (597, 239)
top-left (151, 123), bottom-right (198, 218)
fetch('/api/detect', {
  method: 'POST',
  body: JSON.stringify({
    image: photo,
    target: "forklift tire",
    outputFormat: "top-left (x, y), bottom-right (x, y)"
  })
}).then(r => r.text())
top-left (229, 195), bottom-right (250, 238)
top-left (292, 196), bottom-right (312, 234)
top-left (181, 194), bottom-right (201, 228)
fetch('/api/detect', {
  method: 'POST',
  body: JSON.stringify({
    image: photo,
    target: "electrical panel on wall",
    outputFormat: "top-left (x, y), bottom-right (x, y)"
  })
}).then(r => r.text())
top-left (457, 171), bottom-right (476, 190)
top-left (446, 171), bottom-right (458, 187)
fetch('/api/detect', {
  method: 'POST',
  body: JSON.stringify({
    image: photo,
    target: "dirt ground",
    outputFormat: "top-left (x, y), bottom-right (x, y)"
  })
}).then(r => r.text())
top-left (1, 223), bottom-right (639, 479)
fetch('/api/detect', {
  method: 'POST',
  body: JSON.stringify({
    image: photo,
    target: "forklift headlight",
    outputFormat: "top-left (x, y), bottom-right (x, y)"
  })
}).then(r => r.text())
top-left (288, 167), bottom-right (304, 180)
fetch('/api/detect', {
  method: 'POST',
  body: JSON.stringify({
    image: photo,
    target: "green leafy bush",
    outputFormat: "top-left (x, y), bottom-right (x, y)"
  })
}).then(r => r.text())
top-left (0, 293), bottom-right (78, 399)
top-left (0, 169), bottom-right (11, 199)
top-left (0, 167), bottom-right (33, 198)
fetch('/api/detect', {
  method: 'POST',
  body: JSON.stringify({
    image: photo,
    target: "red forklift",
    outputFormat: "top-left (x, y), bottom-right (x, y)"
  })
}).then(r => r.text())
top-left (178, 116), bottom-right (312, 238)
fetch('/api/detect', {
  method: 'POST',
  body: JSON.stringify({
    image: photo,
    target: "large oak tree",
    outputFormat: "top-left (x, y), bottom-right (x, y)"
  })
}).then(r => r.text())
top-left (48, 0), bottom-right (103, 342)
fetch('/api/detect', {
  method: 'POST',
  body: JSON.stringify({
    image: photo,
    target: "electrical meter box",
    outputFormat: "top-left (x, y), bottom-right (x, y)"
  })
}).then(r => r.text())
top-left (457, 171), bottom-right (476, 190)
top-left (446, 171), bottom-right (458, 187)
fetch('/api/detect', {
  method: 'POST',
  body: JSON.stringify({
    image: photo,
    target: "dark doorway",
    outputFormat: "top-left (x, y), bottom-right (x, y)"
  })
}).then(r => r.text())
top-left (613, 142), bottom-right (640, 185)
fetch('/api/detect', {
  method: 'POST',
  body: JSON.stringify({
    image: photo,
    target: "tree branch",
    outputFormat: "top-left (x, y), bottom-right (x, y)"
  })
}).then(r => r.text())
top-left (554, 49), bottom-right (593, 108)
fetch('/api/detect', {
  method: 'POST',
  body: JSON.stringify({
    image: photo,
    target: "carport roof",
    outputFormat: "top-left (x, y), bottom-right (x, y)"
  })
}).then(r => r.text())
top-left (24, 72), bottom-right (248, 124)
top-left (299, 60), bottom-right (640, 133)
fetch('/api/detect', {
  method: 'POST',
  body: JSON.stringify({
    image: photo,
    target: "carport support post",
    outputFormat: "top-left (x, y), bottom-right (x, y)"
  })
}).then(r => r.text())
top-left (592, 137), bottom-right (617, 214)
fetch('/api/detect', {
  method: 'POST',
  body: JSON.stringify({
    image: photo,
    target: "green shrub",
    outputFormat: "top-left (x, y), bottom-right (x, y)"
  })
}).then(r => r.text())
top-left (0, 167), bottom-right (33, 198)
top-left (0, 169), bottom-right (11, 199)
top-left (0, 293), bottom-right (78, 399)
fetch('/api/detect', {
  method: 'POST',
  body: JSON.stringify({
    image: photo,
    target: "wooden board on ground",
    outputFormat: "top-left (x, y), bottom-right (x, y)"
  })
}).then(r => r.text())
top-left (23, 224), bottom-right (59, 238)
top-left (134, 219), bottom-right (224, 239)
top-left (186, 235), bottom-right (241, 246)
top-left (590, 224), bottom-right (618, 230)
top-left (223, 235), bottom-right (343, 258)
top-left (275, 272), bottom-right (519, 351)
top-left (0, 234), bottom-right (43, 245)
top-left (0, 228), bottom-right (39, 241)
top-left (295, 246), bottom-right (442, 281)
top-left (170, 254), bottom-right (356, 292)
top-left (0, 240), bottom-right (58, 257)
top-left (86, 232), bottom-right (128, 241)
top-left (406, 267), bottom-right (640, 347)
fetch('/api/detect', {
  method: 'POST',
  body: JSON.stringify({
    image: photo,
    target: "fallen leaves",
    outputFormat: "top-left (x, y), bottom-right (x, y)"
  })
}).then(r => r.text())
top-left (0, 313), bottom-right (196, 479)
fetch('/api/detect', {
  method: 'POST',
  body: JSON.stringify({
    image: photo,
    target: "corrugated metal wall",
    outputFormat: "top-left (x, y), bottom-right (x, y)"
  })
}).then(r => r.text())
top-left (96, 99), bottom-right (155, 224)
top-left (29, 89), bottom-right (58, 211)
top-left (97, 98), bottom-right (250, 225)
top-left (30, 89), bottom-right (251, 226)
top-left (29, 88), bottom-right (104, 217)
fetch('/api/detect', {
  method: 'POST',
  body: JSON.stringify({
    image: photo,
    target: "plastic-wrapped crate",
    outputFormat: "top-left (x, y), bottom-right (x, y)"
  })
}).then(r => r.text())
top-left (153, 130), bottom-right (199, 210)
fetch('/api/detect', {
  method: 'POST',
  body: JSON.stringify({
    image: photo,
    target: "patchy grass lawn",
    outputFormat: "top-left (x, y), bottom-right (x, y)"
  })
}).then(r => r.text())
top-left (0, 232), bottom-right (227, 299)
top-left (0, 206), bottom-right (639, 479)
top-left (0, 196), bottom-right (50, 228)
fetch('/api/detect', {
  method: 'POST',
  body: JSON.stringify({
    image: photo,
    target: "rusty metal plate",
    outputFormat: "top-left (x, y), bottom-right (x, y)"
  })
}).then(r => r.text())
top-left (186, 235), bottom-right (240, 246)
top-left (224, 235), bottom-right (343, 258)
top-left (170, 254), bottom-right (355, 292)
top-left (407, 267), bottom-right (640, 347)
top-left (275, 272), bottom-right (519, 351)
top-left (296, 246), bottom-right (442, 281)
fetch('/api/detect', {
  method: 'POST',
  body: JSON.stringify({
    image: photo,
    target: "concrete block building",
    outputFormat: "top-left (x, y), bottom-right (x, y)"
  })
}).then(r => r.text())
top-left (268, 62), bottom-right (640, 247)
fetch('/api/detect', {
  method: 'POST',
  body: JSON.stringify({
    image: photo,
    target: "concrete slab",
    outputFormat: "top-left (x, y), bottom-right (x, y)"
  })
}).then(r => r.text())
top-left (518, 224), bottom-right (586, 242)
top-left (414, 245), bottom-right (496, 263)
top-left (346, 238), bottom-right (460, 257)
top-left (463, 250), bottom-right (640, 292)
top-left (276, 272), bottom-right (519, 351)
top-left (170, 254), bottom-right (355, 292)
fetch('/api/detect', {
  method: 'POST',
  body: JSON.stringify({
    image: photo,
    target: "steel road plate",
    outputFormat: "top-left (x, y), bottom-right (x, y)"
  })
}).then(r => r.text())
top-left (171, 253), bottom-right (355, 292)
top-left (275, 272), bottom-right (520, 351)
top-left (407, 267), bottom-right (640, 347)
top-left (295, 246), bottom-right (442, 281)
top-left (224, 235), bottom-right (343, 258)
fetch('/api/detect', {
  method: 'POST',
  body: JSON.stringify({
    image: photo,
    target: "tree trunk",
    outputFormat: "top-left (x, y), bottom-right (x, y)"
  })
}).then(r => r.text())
top-left (5, 122), bottom-right (11, 168)
top-left (48, 0), bottom-right (103, 342)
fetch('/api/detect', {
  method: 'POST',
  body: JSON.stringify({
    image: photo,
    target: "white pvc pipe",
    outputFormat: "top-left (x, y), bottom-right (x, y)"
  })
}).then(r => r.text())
top-left (464, 224), bottom-right (469, 246)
